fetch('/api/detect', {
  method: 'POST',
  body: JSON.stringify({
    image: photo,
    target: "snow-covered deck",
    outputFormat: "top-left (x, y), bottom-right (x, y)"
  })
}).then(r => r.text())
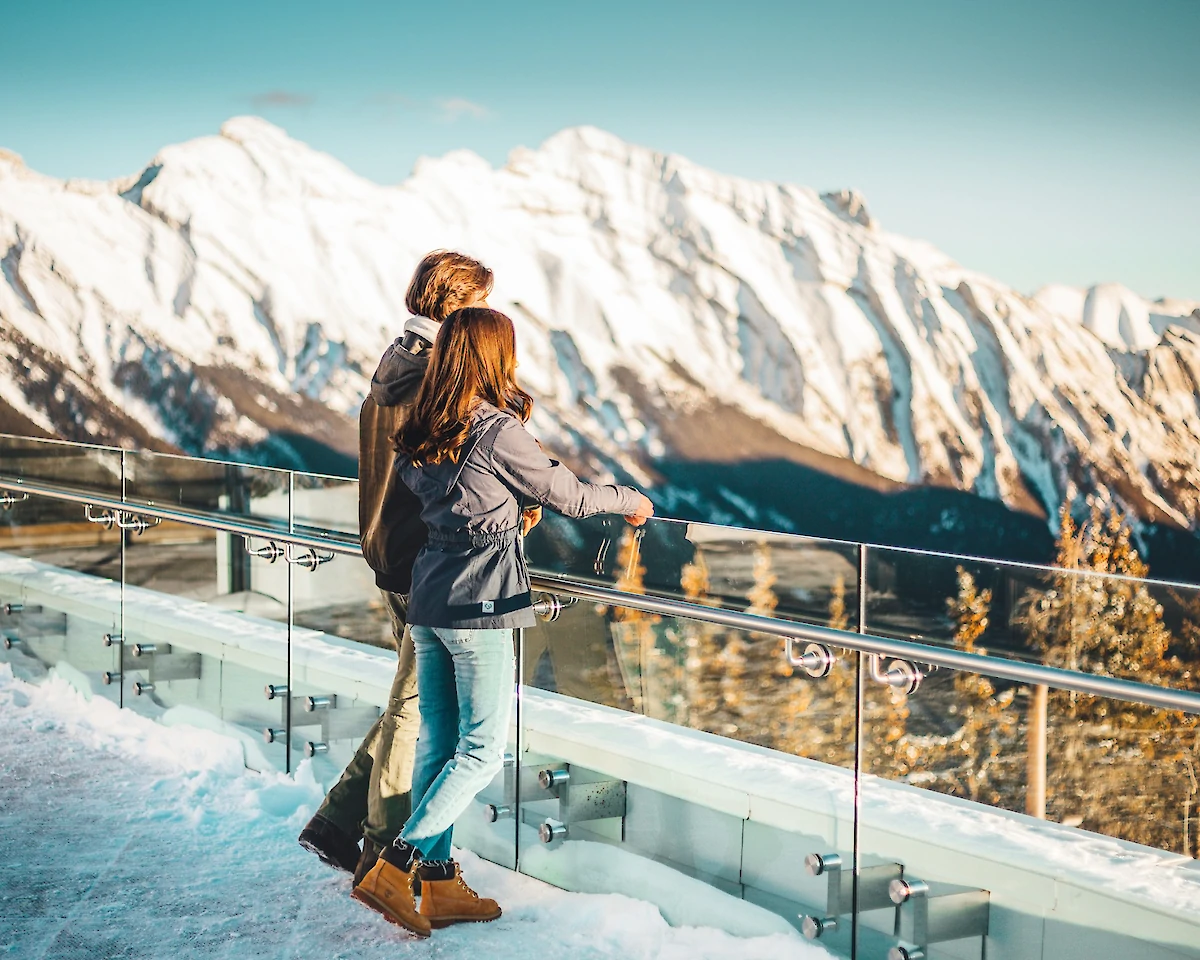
top-left (0, 665), bottom-right (813, 960)
top-left (2, 551), bottom-right (1199, 959)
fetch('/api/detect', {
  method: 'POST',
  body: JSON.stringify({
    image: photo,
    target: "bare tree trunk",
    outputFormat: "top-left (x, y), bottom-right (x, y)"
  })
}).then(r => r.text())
top-left (1026, 684), bottom-right (1048, 818)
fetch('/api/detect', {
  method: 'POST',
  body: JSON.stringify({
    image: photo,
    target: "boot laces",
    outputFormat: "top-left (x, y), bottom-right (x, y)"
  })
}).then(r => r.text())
top-left (452, 864), bottom-right (480, 899)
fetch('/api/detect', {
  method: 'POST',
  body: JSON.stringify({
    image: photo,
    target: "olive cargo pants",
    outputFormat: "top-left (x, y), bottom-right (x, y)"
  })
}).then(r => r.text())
top-left (313, 591), bottom-right (420, 847)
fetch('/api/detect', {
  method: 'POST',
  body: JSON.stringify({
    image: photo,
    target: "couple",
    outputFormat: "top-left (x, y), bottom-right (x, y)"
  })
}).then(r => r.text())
top-left (298, 251), bottom-right (653, 938)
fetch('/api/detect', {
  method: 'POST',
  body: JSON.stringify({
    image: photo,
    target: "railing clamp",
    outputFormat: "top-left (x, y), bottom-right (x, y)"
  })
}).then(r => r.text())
top-left (245, 539), bottom-right (285, 562)
top-left (869, 653), bottom-right (927, 696)
top-left (115, 512), bottom-right (160, 534)
top-left (787, 640), bottom-right (835, 679)
top-left (594, 536), bottom-right (612, 575)
top-left (0, 490), bottom-right (28, 509)
top-left (285, 544), bottom-right (335, 571)
top-left (85, 504), bottom-right (117, 529)
top-left (533, 593), bottom-right (577, 623)
top-left (84, 505), bottom-right (158, 535)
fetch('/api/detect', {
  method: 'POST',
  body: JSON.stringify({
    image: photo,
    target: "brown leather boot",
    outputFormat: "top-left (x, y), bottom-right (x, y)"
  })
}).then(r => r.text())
top-left (417, 860), bottom-right (502, 928)
top-left (351, 843), bottom-right (431, 939)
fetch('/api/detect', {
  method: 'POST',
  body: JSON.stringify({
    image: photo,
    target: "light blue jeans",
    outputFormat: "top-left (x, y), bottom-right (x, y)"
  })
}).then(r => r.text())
top-left (400, 626), bottom-right (515, 862)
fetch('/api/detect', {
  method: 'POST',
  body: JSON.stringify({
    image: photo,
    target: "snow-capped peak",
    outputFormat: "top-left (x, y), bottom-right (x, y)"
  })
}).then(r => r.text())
top-left (1, 119), bottom-right (1199, 540)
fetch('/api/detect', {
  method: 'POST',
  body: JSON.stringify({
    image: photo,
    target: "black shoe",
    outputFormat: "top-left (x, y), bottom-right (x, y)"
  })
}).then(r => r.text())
top-left (298, 814), bottom-right (361, 873)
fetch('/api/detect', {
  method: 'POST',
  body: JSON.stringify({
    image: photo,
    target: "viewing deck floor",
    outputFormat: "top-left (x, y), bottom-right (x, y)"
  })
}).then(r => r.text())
top-left (0, 664), bottom-right (816, 960)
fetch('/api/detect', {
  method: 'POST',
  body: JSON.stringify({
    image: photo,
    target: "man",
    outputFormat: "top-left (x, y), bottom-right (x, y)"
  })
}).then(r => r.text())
top-left (298, 250), bottom-right (496, 883)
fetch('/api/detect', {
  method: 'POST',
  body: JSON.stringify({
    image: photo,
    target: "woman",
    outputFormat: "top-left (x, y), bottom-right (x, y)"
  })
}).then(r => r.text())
top-left (352, 306), bottom-right (653, 938)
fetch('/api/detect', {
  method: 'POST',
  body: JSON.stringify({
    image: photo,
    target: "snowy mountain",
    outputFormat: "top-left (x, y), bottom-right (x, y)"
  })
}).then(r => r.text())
top-left (2, 118), bottom-right (1199, 555)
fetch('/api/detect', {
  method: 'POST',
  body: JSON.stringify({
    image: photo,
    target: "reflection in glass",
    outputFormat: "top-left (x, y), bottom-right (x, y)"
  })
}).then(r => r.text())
top-left (124, 449), bottom-right (291, 531)
top-left (525, 515), bottom-right (860, 631)
top-left (518, 532), bottom-right (861, 942)
top-left (0, 433), bottom-right (123, 496)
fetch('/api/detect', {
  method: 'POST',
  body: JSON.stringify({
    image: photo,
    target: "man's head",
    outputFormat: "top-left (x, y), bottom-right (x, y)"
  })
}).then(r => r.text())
top-left (405, 250), bottom-right (494, 323)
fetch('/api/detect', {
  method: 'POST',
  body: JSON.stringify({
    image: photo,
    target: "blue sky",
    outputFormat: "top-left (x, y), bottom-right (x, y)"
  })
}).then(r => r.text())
top-left (2, 0), bottom-right (1197, 299)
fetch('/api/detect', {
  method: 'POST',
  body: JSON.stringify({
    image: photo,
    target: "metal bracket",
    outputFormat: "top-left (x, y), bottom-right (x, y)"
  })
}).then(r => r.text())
top-left (115, 512), bottom-right (160, 534)
top-left (150, 653), bottom-right (202, 682)
top-left (284, 544), bottom-right (335, 571)
top-left (3, 603), bottom-right (41, 616)
top-left (126, 641), bottom-right (201, 682)
top-left (296, 694), bottom-right (379, 740)
top-left (888, 878), bottom-right (990, 960)
top-left (869, 653), bottom-right (926, 696)
top-left (483, 803), bottom-right (514, 822)
top-left (246, 539), bottom-right (285, 562)
top-left (532, 593), bottom-right (578, 623)
top-left (85, 504), bottom-right (117, 528)
top-left (787, 640), bottom-right (836, 679)
top-left (801, 853), bottom-right (903, 939)
top-left (0, 490), bottom-right (28, 509)
top-left (594, 537), bottom-right (611, 575)
top-left (85, 506), bottom-right (159, 535)
top-left (624, 526), bottom-right (646, 578)
top-left (531, 763), bottom-right (627, 845)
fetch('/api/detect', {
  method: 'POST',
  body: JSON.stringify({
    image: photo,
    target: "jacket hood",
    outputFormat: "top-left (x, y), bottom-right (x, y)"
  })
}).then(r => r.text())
top-left (370, 338), bottom-right (428, 407)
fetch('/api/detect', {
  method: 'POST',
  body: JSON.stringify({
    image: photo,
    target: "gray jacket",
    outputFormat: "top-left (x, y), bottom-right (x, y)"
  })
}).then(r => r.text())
top-left (397, 401), bottom-right (644, 629)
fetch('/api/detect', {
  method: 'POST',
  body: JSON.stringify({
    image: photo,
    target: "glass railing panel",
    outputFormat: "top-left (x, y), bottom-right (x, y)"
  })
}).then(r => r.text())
top-left (286, 538), bottom-right (518, 870)
top-left (516, 582), bottom-right (859, 948)
top-left (0, 433), bottom-right (123, 497)
top-left (123, 449), bottom-right (291, 533)
top-left (291, 472), bottom-right (359, 541)
top-left (525, 514), bottom-right (861, 631)
top-left (119, 518), bottom-right (292, 773)
top-left (864, 545), bottom-right (1200, 693)
top-left (287, 546), bottom-right (395, 805)
top-left (450, 684), bottom-right (520, 872)
top-left (0, 493), bottom-right (123, 705)
top-left (856, 655), bottom-right (1200, 960)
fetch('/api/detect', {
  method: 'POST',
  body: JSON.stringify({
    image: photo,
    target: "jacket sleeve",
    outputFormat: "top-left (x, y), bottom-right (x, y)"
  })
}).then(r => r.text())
top-left (488, 419), bottom-right (645, 520)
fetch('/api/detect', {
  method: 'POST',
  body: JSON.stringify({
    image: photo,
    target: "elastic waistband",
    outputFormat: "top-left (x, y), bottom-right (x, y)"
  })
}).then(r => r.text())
top-left (425, 526), bottom-right (519, 550)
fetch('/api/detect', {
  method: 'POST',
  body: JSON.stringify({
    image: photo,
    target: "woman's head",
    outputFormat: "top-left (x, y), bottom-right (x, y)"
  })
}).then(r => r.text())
top-left (405, 250), bottom-right (493, 322)
top-left (395, 307), bottom-right (533, 465)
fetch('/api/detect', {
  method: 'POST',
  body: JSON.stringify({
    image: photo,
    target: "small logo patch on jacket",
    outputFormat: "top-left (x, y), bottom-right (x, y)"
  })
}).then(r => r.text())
top-left (481, 600), bottom-right (495, 613)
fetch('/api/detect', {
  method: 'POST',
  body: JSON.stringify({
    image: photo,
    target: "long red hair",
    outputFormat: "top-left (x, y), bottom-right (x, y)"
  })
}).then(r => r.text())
top-left (394, 307), bottom-right (533, 466)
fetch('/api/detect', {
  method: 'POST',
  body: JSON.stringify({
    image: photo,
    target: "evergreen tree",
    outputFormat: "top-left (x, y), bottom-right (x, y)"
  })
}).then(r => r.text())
top-left (906, 567), bottom-right (1019, 805)
top-left (1019, 500), bottom-right (1200, 854)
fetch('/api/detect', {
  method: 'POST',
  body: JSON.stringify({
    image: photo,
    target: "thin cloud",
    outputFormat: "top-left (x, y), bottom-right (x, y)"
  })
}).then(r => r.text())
top-left (437, 98), bottom-right (490, 122)
top-left (250, 91), bottom-right (316, 110)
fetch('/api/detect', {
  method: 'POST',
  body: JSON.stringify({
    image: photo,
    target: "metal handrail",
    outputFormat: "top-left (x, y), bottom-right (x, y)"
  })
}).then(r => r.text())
top-left (3, 469), bottom-right (1200, 715)
top-left (6, 430), bottom-right (1200, 591)
top-left (534, 580), bottom-right (1200, 716)
top-left (0, 474), bottom-right (361, 554)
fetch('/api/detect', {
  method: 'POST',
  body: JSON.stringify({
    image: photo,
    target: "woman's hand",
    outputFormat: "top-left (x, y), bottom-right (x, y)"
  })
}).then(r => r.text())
top-left (624, 493), bottom-right (654, 527)
top-left (521, 505), bottom-right (543, 536)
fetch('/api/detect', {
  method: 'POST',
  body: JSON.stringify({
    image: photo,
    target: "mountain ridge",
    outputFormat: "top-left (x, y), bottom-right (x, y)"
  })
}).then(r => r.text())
top-left (2, 117), bottom-right (1198, 558)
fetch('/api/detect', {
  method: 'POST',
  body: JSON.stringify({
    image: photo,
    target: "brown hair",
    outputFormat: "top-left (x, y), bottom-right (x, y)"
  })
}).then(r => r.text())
top-left (405, 250), bottom-right (494, 322)
top-left (395, 307), bottom-right (533, 466)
